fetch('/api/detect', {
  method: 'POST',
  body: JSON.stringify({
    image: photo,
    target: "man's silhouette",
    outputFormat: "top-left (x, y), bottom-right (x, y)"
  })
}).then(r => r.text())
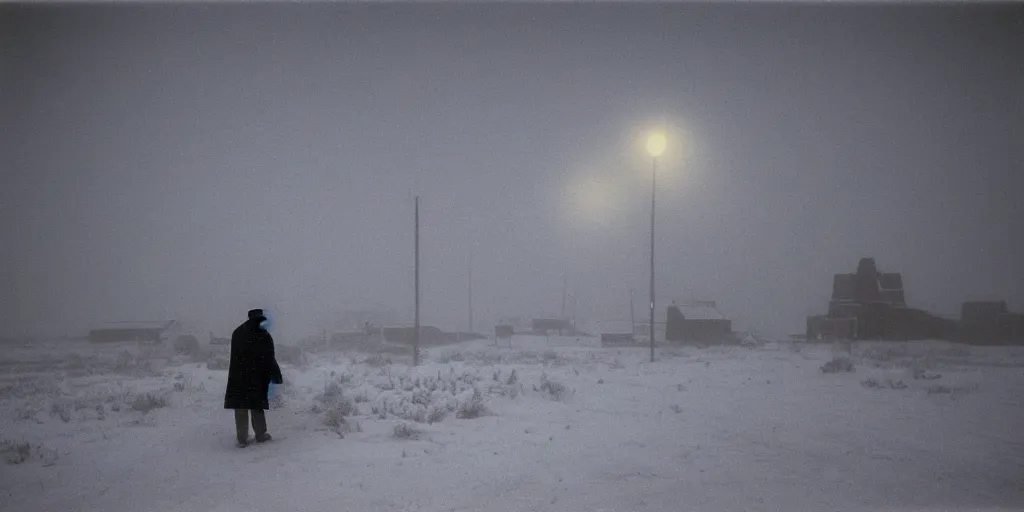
top-left (224, 308), bottom-right (283, 447)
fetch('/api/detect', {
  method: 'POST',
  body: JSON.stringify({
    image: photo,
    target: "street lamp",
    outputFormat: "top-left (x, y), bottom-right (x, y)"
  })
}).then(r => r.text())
top-left (646, 132), bottom-right (666, 363)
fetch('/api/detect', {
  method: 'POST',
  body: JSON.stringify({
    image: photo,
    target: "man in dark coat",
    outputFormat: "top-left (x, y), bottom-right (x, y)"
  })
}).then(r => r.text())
top-left (224, 309), bottom-right (283, 447)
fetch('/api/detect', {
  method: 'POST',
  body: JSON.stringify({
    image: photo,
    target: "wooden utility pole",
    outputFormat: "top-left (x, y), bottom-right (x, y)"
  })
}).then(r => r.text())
top-left (561, 273), bottom-right (567, 336)
top-left (630, 289), bottom-right (636, 337)
top-left (468, 254), bottom-right (474, 335)
top-left (414, 196), bottom-right (420, 366)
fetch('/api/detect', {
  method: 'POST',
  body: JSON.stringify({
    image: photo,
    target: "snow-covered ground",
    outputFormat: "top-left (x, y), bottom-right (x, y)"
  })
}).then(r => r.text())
top-left (2, 336), bottom-right (1023, 512)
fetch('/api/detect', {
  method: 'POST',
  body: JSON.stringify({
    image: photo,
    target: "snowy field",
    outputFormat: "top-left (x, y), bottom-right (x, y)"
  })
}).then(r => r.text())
top-left (2, 336), bottom-right (1023, 512)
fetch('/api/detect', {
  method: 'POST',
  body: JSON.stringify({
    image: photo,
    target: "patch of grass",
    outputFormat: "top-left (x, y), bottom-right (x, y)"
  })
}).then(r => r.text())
top-left (113, 349), bottom-right (156, 375)
top-left (49, 401), bottom-right (72, 423)
top-left (206, 356), bottom-right (229, 371)
top-left (820, 357), bottom-right (855, 374)
top-left (130, 392), bottom-right (169, 414)
top-left (861, 378), bottom-right (907, 390)
top-left (438, 351), bottom-right (465, 364)
top-left (927, 384), bottom-right (978, 396)
top-left (473, 352), bottom-right (504, 366)
top-left (392, 422), bottom-right (420, 439)
top-left (912, 366), bottom-right (942, 380)
top-left (15, 407), bottom-right (38, 422)
top-left (939, 346), bottom-right (971, 358)
top-left (1, 440), bottom-right (33, 465)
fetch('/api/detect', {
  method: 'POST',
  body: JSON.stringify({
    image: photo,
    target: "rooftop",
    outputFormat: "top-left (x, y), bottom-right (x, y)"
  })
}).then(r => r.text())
top-left (670, 300), bottom-right (727, 321)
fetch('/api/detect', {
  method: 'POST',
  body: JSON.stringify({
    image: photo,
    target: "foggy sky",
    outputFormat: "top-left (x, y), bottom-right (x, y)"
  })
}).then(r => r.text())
top-left (2, 3), bottom-right (1022, 340)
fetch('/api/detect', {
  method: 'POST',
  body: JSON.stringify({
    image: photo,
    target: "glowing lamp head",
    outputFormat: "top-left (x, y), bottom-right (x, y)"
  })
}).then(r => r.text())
top-left (646, 132), bottom-right (667, 158)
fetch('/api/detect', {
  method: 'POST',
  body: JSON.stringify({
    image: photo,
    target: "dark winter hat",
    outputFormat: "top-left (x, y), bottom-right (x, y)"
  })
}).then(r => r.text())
top-left (247, 309), bottom-right (265, 320)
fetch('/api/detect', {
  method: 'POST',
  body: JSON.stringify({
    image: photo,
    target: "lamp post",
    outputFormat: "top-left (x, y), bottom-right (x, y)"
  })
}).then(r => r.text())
top-left (645, 132), bottom-right (666, 363)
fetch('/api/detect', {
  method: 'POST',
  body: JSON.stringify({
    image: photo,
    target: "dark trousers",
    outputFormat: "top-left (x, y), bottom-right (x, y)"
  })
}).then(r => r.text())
top-left (234, 409), bottom-right (267, 442)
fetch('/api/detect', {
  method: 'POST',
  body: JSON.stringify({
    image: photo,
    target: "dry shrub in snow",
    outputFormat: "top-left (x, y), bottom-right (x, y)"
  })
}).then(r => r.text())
top-left (456, 388), bottom-right (488, 419)
top-left (15, 407), bottom-right (38, 423)
top-left (2, 440), bottom-right (32, 464)
top-left (536, 373), bottom-right (572, 401)
top-left (392, 422), bottom-right (419, 439)
top-left (131, 392), bottom-right (170, 414)
top-left (323, 406), bottom-right (360, 436)
top-left (2, 439), bottom-right (57, 466)
top-left (364, 354), bottom-right (392, 367)
top-left (323, 404), bottom-right (345, 429)
top-left (316, 380), bottom-right (356, 432)
top-left (426, 405), bottom-right (447, 424)
top-left (820, 357), bottom-right (855, 374)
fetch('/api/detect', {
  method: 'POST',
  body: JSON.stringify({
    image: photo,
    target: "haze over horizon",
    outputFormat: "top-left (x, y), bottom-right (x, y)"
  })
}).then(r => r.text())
top-left (2, 3), bottom-right (1022, 340)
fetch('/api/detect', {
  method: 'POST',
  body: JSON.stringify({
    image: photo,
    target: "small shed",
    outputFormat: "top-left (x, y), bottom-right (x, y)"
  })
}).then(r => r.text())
top-left (666, 301), bottom-right (732, 343)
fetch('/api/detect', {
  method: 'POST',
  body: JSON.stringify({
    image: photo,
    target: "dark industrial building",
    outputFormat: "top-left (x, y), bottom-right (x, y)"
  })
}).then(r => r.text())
top-left (666, 301), bottom-right (732, 343)
top-left (807, 258), bottom-right (952, 341)
top-left (957, 301), bottom-right (1024, 345)
top-left (807, 258), bottom-right (1022, 344)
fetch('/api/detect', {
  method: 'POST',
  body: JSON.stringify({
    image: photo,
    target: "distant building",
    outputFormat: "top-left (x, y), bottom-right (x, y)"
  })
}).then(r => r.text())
top-left (666, 300), bottom-right (732, 343)
top-left (378, 326), bottom-right (485, 346)
top-left (958, 301), bottom-right (1024, 345)
top-left (807, 258), bottom-right (954, 341)
top-left (89, 320), bottom-right (177, 343)
top-left (531, 318), bottom-right (572, 335)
